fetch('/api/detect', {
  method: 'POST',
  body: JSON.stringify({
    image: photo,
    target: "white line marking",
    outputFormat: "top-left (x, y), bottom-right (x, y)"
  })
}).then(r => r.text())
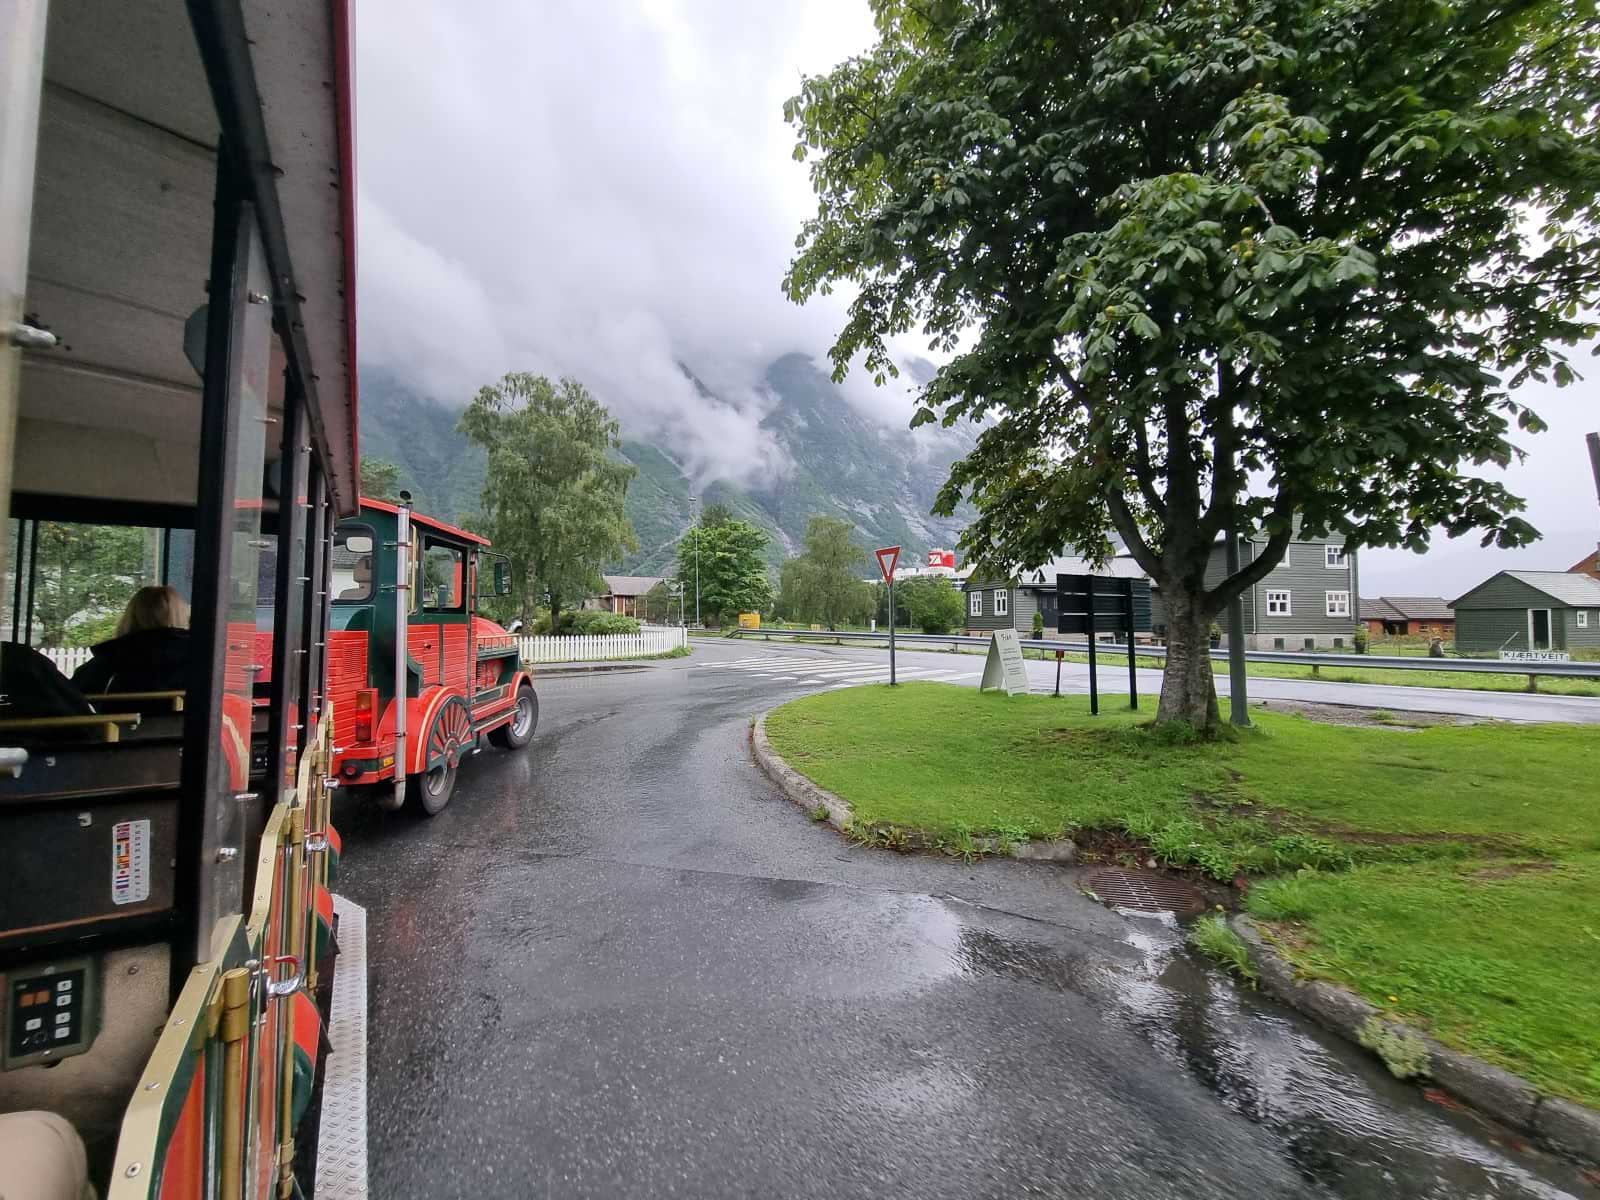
top-left (317, 895), bottom-right (369, 1200)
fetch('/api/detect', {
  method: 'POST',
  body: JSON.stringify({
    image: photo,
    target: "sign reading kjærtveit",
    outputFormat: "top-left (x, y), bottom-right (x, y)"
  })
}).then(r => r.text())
top-left (980, 628), bottom-right (1030, 696)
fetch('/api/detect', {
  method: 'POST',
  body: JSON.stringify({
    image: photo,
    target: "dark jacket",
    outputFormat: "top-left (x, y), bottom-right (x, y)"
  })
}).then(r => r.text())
top-left (71, 628), bottom-right (191, 695)
top-left (1, 643), bottom-right (94, 718)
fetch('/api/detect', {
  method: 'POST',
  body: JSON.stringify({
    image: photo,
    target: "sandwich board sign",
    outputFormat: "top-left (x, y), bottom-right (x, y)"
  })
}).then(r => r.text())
top-left (980, 628), bottom-right (1030, 696)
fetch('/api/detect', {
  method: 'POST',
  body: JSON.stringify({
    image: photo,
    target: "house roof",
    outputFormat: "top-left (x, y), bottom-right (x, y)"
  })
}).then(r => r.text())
top-left (1569, 549), bottom-right (1600, 575)
top-left (600, 575), bottom-right (663, 597)
top-left (1453, 571), bottom-right (1600, 608)
top-left (1015, 557), bottom-right (1150, 587)
top-left (1380, 596), bottom-right (1454, 621)
top-left (1359, 597), bottom-right (1403, 621)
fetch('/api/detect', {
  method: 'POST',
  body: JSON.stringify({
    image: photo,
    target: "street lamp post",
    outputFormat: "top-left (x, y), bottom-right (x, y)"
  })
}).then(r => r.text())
top-left (688, 493), bottom-right (701, 627)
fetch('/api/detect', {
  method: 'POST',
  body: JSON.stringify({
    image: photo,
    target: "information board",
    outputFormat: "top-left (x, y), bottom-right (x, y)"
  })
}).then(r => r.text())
top-left (980, 629), bottom-right (1031, 696)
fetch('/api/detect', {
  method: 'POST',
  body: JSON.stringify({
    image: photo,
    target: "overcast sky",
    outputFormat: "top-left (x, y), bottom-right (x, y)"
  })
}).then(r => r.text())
top-left (354, 1), bottom-right (1599, 597)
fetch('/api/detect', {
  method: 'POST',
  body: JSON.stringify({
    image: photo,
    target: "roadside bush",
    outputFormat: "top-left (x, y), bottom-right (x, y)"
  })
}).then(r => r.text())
top-left (896, 576), bottom-right (967, 633)
top-left (569, 610), bottom-right (640, 635)
top-left (530, 609), bottom-right (641, 635)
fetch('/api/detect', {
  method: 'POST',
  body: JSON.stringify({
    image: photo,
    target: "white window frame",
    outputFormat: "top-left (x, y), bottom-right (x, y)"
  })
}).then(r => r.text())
top-left (1325, 590), bottom-right (1350, 618)
top-left (1577, 610), bottom-right (1590, 629)
top-left (993, 588), bottom-right (1009, 617)
top-left (1265, 589), bottom-right (1292, 616)
top-left (969, 590), bottom-right (982, 618)
top-left (1324, 544), bottom-right (1347, 569)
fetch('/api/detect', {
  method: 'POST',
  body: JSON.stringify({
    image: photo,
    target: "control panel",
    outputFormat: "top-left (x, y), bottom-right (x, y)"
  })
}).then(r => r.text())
top-left (2, 956), bottom-right (98, 1069)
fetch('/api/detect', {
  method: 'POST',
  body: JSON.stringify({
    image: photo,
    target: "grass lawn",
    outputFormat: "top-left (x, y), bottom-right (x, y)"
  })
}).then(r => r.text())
top-left (1050, 650), bottom-right (1600, 697)
top-left (763, 683), bottom-right (1600, 1105)
top-left (733, 632), bottom-right (1600, 696)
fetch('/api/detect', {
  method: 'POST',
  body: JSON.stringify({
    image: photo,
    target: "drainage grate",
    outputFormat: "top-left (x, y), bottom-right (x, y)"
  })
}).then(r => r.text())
top-left (1084, 868), bottom-right (1208, 917)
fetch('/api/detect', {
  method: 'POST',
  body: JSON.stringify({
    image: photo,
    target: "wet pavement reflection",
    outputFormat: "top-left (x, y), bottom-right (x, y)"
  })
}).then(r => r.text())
top-left (337, 655), bottom-right (1595, 1199)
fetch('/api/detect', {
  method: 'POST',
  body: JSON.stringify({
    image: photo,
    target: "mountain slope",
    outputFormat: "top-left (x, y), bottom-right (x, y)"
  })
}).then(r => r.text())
top-left (357, 355), bottom-right (976, 574)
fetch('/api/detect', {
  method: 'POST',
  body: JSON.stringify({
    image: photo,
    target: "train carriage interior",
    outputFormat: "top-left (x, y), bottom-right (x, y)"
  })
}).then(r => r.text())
top-left (0, 0), bottom-right (356, 1193)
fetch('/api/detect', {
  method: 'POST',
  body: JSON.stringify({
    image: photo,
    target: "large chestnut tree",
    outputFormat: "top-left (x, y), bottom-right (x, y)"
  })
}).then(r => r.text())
top-left (784, 0), bottom-right (1600, 729)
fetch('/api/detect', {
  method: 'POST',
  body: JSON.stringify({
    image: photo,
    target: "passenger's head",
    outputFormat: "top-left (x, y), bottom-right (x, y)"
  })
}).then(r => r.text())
top-left (117, 586), bottom-right (190, 636)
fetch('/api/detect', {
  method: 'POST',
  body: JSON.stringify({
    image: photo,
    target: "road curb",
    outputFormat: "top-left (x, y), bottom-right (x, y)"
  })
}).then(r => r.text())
top-left (750, 710), bottom-right (1077, 863)
top-left (751, 711), bottom-right (855, 830)
top-left (1230, 915), bottom-right (1600, 1165)
top-left (533, 662), bottom-right (653, 678)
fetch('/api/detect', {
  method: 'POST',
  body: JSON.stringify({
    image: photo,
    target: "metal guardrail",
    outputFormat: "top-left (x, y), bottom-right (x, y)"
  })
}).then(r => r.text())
top-left (728, 627), bottom-right (1600, 679)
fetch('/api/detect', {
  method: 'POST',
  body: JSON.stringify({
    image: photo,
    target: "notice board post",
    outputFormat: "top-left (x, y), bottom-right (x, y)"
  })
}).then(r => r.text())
top-left (876, 546), bottom-right (900, 686)
top-left (1058, 573), bottom-right (1145, 715)
top-left (1085, 575), bottom-right (1098, 715)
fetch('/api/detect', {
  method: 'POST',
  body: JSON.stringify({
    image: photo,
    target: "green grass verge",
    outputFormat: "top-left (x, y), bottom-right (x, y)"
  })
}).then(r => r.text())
top-left (1247, 857), bottom-right (1600, 1106)
top-left (1051, 650), bottom-right (1600, 697)
top-left (763, 684), bottom-right (1599, 873)
top-left (732, 633), bottom-right (1600, 695)
top-left (764, 682), bottom-right (1600, 1105)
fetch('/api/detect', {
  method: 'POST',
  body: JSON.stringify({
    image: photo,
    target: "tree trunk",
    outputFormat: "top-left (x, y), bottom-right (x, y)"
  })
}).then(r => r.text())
top-left (549, 597), bottom-right (562, 636)
top-left (519, 562), bottom-right (535, 631)
top-left (1157, 590), bottom-right (1221, 731)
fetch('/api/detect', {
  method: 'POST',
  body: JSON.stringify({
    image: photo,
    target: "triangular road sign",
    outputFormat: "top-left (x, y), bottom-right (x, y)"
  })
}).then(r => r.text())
top-left (875, 545), bottom-right (901, 583)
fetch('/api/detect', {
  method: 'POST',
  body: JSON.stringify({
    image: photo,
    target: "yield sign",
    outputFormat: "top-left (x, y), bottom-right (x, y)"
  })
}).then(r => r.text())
top-left (875, 545), bottom-right (901, 583)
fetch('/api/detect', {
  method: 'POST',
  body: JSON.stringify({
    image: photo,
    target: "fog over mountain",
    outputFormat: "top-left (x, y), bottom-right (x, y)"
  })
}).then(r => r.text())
top-left (358, 356), bottom-right (977, 575)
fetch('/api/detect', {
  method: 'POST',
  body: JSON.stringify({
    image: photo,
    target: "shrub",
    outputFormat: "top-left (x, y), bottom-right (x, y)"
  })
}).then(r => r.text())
top-left (1031, 610), bottom-right (1045, 637)
top-left (1352, 625), bottom-right (1369, 654)
top-left (569, 610), bottom-right (640, 635)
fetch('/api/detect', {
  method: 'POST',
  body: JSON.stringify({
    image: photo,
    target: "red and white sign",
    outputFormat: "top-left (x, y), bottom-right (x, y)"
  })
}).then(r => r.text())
top-left (875, 545), bottom-right (901, 583)
top-left (927, 549), bottom-right (955, 569)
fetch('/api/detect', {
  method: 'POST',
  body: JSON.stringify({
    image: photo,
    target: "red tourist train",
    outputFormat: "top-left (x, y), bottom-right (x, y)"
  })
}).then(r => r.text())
top-left (317, 497), bottom-right (537, 815)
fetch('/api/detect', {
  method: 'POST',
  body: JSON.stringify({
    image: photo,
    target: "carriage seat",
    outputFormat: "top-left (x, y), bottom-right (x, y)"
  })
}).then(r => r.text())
top-left (0, 1110), bottom-right (94, 1200)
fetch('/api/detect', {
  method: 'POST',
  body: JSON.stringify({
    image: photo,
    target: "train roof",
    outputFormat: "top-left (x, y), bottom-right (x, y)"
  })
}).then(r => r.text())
top-left (358, 499), bottom-right (492, 547)
top-left (16, 0), bottom-right (361, 515)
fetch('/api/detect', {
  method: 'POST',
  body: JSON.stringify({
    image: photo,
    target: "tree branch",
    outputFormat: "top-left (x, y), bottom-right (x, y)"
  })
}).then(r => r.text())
top-left (1106, 487), bottom-right (1164, 583)
top-left (1131, 422), bottom-right (1169, 521)
top-left (1204, 497), bottom-right (1296, 610)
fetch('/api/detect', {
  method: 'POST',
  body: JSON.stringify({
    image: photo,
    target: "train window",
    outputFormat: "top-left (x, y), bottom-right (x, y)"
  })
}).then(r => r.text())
top-left (4, 520), bottom-right (170, 655)
top-left (421, 542), bottom-right (463, 611)
top-left (331, 528), bottom-right (374, 602)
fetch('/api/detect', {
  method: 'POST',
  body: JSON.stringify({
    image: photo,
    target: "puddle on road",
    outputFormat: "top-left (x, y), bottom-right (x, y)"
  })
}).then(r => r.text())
top-left (945, 900), bottom-right (1592, 1199)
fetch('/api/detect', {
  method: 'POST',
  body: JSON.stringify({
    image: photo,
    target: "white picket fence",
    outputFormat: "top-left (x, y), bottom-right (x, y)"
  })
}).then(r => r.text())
top-left (40, 646), bottom-right (95, 675)
top-left (41, 627), bottom-right (691, 674)
top-left (518, 625), bottom-right (688, 664)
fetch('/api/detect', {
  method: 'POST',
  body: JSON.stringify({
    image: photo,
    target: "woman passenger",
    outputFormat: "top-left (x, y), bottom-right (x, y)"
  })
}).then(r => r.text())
top-left (71, 586), bottom-right (191, 695)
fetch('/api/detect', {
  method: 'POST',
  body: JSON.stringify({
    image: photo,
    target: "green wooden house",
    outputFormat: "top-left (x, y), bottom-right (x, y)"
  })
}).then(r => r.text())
top-left (1450, 571), bottom-right (1600, 654)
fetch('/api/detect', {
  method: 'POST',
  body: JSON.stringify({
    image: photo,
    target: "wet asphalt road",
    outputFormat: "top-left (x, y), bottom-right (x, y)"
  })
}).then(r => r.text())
top-left (337, 640), bottom-right (1596, 1199)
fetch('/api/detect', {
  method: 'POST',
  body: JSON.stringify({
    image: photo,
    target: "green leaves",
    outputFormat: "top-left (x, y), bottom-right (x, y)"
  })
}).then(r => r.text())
top-left (458, 374), bottom-right (638, 624)
top-left (676, 518), bottom-right (773, 624)
top-left (775, 516), bottom-right (871, 628)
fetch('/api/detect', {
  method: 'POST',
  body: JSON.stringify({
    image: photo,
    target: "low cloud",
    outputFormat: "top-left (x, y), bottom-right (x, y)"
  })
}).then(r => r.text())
top-left (356, 0), bottom-right (896, 485)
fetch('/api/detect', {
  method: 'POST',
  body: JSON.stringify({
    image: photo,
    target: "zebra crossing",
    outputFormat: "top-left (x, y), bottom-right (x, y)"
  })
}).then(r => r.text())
top-left (694, 652), bottom-right (978, 690)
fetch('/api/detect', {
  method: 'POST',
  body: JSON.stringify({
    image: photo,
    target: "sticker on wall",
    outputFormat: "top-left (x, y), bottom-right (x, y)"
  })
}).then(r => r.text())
top-left (111, 819), bottom-right (151, 906)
